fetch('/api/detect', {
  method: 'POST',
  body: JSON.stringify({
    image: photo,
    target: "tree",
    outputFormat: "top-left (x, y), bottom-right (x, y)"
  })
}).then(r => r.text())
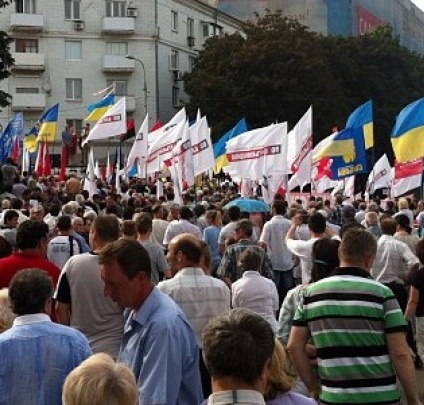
top-left (184, 11), bottom-right (424, 162)
top-left (185, 11), bottom-right (347, 141)
top-left (0, 0), bottom-right (13, 108)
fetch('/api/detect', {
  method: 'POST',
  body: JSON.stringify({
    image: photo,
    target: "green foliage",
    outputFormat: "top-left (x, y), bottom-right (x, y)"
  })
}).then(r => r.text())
top-left (184, 11), bottom-right (424, 161)
top-left (0, 0), bottom-right (13, 108)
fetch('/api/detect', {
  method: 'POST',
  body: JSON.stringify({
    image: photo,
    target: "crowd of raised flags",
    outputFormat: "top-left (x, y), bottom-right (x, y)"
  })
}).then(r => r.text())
top-left (3, 87), bottom-right (424, 201)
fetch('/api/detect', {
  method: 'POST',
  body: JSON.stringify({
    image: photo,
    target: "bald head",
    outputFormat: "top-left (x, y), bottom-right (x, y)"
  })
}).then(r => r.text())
top-left (167, 233), bottom-right (202, 272)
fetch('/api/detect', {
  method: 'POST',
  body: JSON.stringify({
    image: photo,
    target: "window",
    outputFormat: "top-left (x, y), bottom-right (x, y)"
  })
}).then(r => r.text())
top-left (106, 0), bottom-right (126, 17)
top-left (16, 39), bottom-right (38, 53)
top-left (187, 18), bottom-right (194, 37)
top-left (66, 119), bottom-right (82, 134)
top-left (170, 49), bottom-right (179, 71)
top-left (202, 23), bottom-right (210, 38)
top-left (171, 11), bottom-right (178, 32)
top-left (106, 80), bottom-right (126, 96)
top-left (172, 86), bottom-right (180, 108)
top-left (15, 0), bottom-right (36, 13)
top-left (16, 87), bottom-right (39, 94)
top-left (66, 78), bottom-right (82, 100)
top-left (64, 0), bottom-right (81, 20)
top-left (65, 41), bottom-right (82, 60)
top-left (105, 42), bottom-right (128, 55)
top-left (188, 56), bottom-right (196, 72)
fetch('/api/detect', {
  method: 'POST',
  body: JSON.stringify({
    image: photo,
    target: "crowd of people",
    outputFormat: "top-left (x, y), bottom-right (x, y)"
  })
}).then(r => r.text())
top-left (0, 164), bottom-right (424, 404)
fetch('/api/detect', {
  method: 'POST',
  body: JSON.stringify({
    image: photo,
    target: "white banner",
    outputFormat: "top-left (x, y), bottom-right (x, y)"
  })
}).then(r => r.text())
top-left (191, 117), bottom-right (214, 176)
top-left (391, 168), bottom-right (421, 198)
top-left (173, 121), bottom-right (194, 190)
top-left (367, 154), bottom-right (392, 194)
top-left (125, 114), bottom-right (149, 177)
top-left (146, 119), bottom-right (185, 175)
top-left (311, 134), bottom-right (338, 192)
top-left (226, 123), bottom-right (289, 181)
top-left (82, 97), bottom-right (126, 146)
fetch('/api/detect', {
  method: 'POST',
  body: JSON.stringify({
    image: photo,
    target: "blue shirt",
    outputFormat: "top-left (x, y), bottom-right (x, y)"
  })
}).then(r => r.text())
top-left (71, 231), bottom-right (90, 253)
top-left (0, 314), bottom-right (92, 405)
top-left (203, 225), bottom-right (221, 265)
top-left (118, 287), bottom-right (203, 405)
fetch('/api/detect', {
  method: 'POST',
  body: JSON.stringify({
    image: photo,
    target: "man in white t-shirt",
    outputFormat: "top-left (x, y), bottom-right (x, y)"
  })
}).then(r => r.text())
top-left (286, 212), bottom-right (338, 284)
top-left (47, 216), bottom-right (80, 269)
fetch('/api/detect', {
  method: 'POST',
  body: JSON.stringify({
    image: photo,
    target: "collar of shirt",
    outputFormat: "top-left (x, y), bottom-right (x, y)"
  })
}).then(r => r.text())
top-left (130, 286), bottom-right (160, 328)
top-left (332, 266), bottom-right (372, 279)
top-left (207, 390), bottom-right (266, 405)
top-left (13, 313), bottom-right (51, 327)
top-left (242, 270), bottom-right (261, 278)
top-left (378, 234), bottom-right (393, 243)
top-left (175, 267), bottom-right (205, 277)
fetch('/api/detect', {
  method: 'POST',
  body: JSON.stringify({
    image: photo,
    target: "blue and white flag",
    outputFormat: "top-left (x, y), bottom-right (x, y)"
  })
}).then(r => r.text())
top-left (0, 112), bottom-right (24, 163)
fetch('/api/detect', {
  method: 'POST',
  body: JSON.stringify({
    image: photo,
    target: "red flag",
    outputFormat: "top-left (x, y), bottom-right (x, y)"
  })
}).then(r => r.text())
top-left (11, 136), bottom-right (19, 163)
top-left (150, 121), bottom-right (163, 132)
top-left (59, 146), bottom-right (67, 181)
top-left (394, 159), bottom-right (423, 179)
top-left (100, 164), bottom-right (106, 182)
top-left (43, 142), bottom-right (51, 176)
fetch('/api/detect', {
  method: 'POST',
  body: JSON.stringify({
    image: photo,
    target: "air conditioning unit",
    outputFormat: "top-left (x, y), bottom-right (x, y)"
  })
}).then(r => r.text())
top-left (127, 8), bottom-right (137, 17)
top-left (74, 20), bottom-right (84, 30)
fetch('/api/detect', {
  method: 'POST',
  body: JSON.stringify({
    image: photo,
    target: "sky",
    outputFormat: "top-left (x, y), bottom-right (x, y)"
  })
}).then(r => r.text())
top-left (412, 0), bottom-right (424, 11)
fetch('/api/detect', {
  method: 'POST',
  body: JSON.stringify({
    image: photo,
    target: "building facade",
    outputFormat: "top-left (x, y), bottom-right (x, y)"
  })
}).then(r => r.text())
top-left (218, 0), bottom-right (424, 54)
top-left (0, 0), bottom-right (243, 160)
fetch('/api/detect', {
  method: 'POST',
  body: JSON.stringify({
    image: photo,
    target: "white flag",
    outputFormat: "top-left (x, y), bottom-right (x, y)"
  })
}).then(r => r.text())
top-left (115, 148), bottom-right (121, 194)
top-left (84, 148), bottom-right (98, 198)
top-left (82, 97), bottom-right (127, 146)
top-left (344, 175), bottom-right (355, 199)
top-left (367, 154), bottom-right (392, 194)
top-left (146, 119), bottom-right (185, 175)
top-left (94, 160), bottom-right (101, 179)
top-left (331, 180), bottom-right (345, 197)
top-left (173, 121), bottom-right (195, 191)
top-left (391, 168), bottom-right (421, 198)
top-left (147, 108), bottom-right (186, 151)
top-left (287, 107), bottom-right (313, 191)
top-left (191, 116), bottom-right (214, 176)
top-left (106, 152), bottom-right (111, 183)
top-left (125, 114), bottom-right (149, 177)
top-left (226, 123), bottom-right (289, 181)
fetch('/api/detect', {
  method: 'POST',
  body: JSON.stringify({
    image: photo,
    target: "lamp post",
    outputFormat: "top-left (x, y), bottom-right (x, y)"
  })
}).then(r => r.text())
top-left (125, 55), bottom-right (148, 118)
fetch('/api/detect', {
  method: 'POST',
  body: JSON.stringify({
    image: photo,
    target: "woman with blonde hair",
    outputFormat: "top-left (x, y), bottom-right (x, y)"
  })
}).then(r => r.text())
top-left (265, 339), bottom-right (316, 404)
top-left (62, 353), bottom-right (137, 405)
top-left (0, 288), bottom-right (15, 333)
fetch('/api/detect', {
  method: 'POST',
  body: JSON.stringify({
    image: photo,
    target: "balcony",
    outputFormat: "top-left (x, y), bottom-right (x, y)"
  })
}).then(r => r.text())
top-left (102, 55), bottom-right (135, 73)
top-left (11, 52), bottom-right (45, 72)
top-left (101, 17), bottom-right (135, 34)
top-left (10, 13), bottom-right (44, 31)
top-left (11, 93), bottom-right (46, 111)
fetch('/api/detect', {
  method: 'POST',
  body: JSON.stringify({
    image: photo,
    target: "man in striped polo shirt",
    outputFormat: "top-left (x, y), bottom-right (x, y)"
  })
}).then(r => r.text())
top-left (288, 228), bottom-right (421, 405)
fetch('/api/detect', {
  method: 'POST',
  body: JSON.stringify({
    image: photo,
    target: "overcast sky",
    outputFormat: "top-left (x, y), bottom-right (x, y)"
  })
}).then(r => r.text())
top-left (412, 0), bottom-right (424, 11)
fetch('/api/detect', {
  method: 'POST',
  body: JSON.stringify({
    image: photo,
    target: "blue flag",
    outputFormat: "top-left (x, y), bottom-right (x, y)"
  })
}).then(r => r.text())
top-left (327, 127), bottom-right (368, 180)
top-left (0, 112), bottom-right (24, 163)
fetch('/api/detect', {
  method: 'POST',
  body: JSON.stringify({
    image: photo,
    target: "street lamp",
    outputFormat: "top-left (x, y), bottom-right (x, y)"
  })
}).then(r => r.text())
top-left (125, 54), bottom-right (148, 118)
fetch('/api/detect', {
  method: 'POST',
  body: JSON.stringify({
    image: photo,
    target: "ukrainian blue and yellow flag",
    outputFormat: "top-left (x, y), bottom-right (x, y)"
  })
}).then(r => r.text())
top-left (36, 103), bottom-right (59, 142)
top-left (345, 100), bottom-right (373, 149)
top-left (85, 94), bottom-right (115, 122)
top-left (315, 126), bottom-right (367, 180)
top-left (213, 118), bottom-right (247, 174)
top-left (391, 97), bottom-right (424, 163)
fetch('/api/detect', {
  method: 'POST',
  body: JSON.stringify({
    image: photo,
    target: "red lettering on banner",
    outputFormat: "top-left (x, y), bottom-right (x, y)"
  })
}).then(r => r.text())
top-left (99, 114), bottom-right (122, 124)
top-left (291, 136), bottom-right (313, 173)
top-left (192, 139), bottom-right (209, 155)
top-left (357, 5), bottom-right (382, 36)
top-left (227, 145), bottom-right (281, 162)
top-left (146, 142), bottom-right (177, 163)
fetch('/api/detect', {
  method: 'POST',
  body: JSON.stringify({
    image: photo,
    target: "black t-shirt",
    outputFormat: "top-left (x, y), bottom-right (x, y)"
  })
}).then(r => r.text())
top-left (409, 267), bottom-right (424, 317)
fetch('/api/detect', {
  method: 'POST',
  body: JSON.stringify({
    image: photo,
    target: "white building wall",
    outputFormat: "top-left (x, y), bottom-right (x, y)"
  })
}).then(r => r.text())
top-left (0, 0), bottom-right (243, 163)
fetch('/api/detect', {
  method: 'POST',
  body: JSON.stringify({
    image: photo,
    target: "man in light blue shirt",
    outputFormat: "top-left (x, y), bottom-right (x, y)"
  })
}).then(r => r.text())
top-left (0, 268), bottom-right (91, 405)
top-left (100, 238), bottom-right (203, 405)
